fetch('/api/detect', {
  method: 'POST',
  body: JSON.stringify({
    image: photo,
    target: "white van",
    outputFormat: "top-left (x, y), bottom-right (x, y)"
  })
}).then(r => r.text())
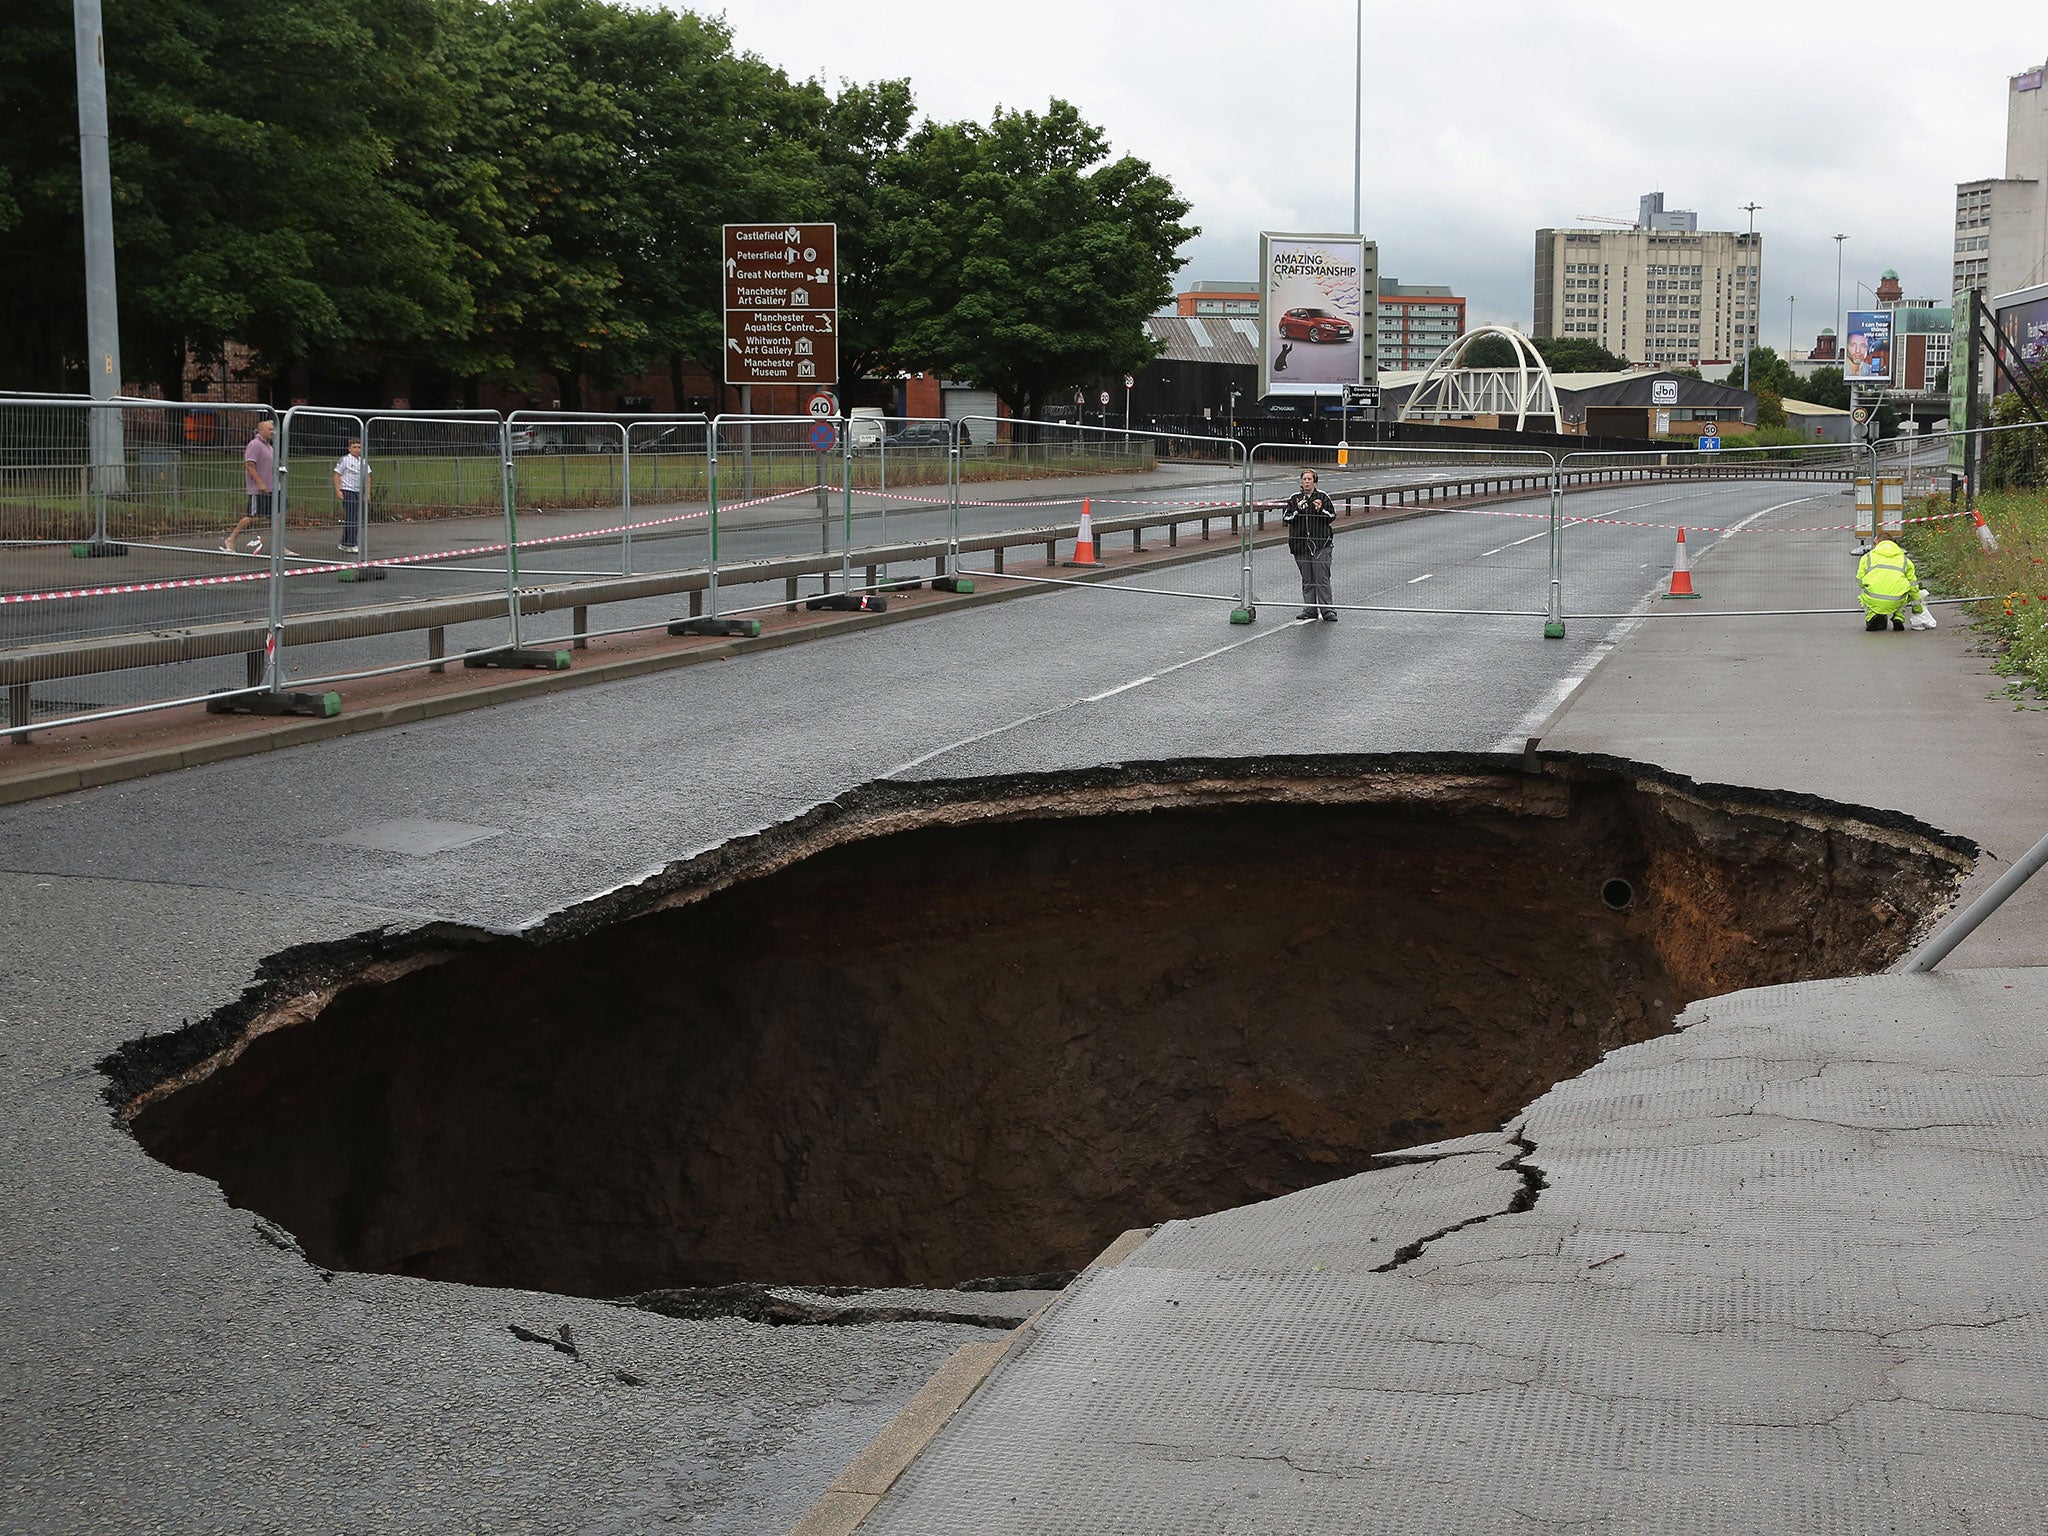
top-left (849, 407), bottom-right (885, 449)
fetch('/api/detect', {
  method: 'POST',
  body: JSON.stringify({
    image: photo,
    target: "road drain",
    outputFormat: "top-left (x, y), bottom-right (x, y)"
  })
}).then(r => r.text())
top-left (107, 754), bottom-right (1971, 1297)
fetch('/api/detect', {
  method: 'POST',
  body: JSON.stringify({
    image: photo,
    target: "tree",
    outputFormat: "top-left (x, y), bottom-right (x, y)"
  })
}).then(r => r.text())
top-left (565, 4), bottom-right (828, 401)
top-left (1532, 335), bottom-right (1628, 373)
top-left (1786, 365), bottom-right (1848, 411)
top-left (1755, 385), bottom-right (1787, 429)
top-left (0, 0), bottom-right (468, 395)
top-left (1722, 347), bottom-right (1797, 399)
top-left (877, 99), bottom-right (1194, 426)
top-left (809, 79), bottom-right (916, 386)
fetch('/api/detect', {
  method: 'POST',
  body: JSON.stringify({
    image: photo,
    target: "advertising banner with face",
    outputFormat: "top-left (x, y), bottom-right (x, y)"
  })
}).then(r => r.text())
top-left (1844, 309), bottom-right (1893, 383)
top-left (1259, 233), bottom-right (1377, 398)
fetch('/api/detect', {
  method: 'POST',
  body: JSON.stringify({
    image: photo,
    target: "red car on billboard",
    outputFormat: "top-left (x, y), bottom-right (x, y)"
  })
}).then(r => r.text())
top-left (1277, 307), bottom-right (1353, 343)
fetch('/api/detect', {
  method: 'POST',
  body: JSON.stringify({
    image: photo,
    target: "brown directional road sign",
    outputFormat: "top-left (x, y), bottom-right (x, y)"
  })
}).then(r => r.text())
top-left (723, 222), bottom-right (839, 386)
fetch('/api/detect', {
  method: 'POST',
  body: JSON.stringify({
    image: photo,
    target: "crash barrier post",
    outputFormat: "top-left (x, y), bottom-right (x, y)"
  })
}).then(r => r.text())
top-left (1, 393), bottom-right (306, 739)
top-left (1244, 437), bottom-right (1562, 627)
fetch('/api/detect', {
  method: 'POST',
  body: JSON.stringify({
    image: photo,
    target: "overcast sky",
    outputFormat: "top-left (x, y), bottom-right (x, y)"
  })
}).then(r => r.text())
top-left (697, 0), bottom-right (2045, 350)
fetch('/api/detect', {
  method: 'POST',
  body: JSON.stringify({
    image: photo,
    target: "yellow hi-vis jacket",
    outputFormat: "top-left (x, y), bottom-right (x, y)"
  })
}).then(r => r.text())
top-left (1857, 539), bottom-right (1920, 617)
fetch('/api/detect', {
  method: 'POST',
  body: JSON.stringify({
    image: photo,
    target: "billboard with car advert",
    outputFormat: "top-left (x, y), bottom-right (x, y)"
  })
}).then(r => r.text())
top-left (1842, 309), bottom-right (1893, 383)
top-left (1259, 233), bottom-right (1377, 398)
top-left (1996, 282), bottom-right (2048, 379)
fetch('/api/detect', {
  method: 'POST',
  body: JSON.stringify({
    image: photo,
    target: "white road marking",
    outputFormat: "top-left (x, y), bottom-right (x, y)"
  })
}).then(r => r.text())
top-left (1480, 531), bottom-right (1548, 556)
top-left (1408, 573), bottom-right (1434, 583)
top-left (883, 617), bottom-right (1306, 777)
top-left (1718, 495), bottom-right (1823, 536)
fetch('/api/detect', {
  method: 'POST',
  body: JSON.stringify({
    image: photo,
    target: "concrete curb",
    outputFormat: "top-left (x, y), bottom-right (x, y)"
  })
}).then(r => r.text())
top-left (787, 1227), bottom-right (1158, 1536)
top-left (0, 501), bottom-right (1458, 808)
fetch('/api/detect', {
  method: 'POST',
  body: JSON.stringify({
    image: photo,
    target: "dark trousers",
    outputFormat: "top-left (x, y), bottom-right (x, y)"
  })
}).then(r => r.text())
top-left (340, 490), bottom-right (362, 545)
top-left (1294, 545), bottom-right (1333, 614)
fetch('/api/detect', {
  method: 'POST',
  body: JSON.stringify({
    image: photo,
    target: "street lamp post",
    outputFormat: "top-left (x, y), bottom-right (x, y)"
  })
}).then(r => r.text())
top-left (1351, 0), bottom-right (1362, 238)
top-left (1833, 234), bottom-right (1849, 360)
top-left (1741, 203), bottom-right (1762, 393)
top-left (1788, 296), bottom-right (1796, 355)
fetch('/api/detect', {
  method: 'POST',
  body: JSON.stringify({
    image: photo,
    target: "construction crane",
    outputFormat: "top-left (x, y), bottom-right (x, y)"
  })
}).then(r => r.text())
top-left (1575, 214), bottom-right (1640, 229)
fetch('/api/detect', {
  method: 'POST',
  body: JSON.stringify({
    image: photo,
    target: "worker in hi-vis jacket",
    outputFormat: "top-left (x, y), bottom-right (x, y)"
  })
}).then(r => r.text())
top-left (1856, 537), bottom-right (1921, 632)
top-left (1282, 468), bottom-right (1338, 622)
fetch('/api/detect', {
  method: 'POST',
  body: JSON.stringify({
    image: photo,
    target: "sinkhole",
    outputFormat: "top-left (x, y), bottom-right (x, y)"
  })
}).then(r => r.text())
top-left (108, 754), bottom-right (1971, 1299)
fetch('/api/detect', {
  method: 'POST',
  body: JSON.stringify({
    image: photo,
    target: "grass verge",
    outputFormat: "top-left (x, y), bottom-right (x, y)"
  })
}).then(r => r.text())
top-left (1901, 487), bottom-right (2048, 702)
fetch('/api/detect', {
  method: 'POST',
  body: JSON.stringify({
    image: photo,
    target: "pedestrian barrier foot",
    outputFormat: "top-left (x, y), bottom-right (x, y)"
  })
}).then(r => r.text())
top-left (669, 617), bottom-right (761, 639)
top-left (1230, 606), bottom-right (1256, 626)
top-left (805, 593), bottom-right (890, 613)
top-left (337, 567), bottom-right (389, 583)
top-left (927, 576), bottom-right (973, 594)
top-left (462, 648), bottom-right (572, 671)
top-left (70, 541), bottom-right (129, 559)
top-left (205, 688), bottom-right (342, 719)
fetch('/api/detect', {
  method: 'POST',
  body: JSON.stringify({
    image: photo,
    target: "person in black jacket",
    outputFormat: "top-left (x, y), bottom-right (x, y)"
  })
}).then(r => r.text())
top-left (1282, 468), bottom-right (1338, 621)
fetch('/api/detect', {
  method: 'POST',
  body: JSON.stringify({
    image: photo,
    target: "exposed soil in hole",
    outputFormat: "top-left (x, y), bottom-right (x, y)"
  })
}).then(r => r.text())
top-left (109, 754), bottom-right (1971, 1296)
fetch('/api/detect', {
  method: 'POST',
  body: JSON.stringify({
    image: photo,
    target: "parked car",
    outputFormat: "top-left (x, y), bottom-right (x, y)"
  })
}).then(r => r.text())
top-left (884, 421), bottom-right (953, 447)
top-left (1278, 307), bottom-right (1353, 343)
top-left (848, 408), bottom-right (886, 449)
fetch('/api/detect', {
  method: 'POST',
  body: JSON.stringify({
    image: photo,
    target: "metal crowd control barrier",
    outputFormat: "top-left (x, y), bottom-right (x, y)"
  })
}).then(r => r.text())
top-left (948, 416), bottom-right (1250, 616)
top-left (1245, 439), bottom-right (1563, 626)
top-left (1550, 438), bottom-right (1922, 622)
top-left (7, 404), bottom-right (2040, 745)
top-left (2, 394), bottom-right (287, 733)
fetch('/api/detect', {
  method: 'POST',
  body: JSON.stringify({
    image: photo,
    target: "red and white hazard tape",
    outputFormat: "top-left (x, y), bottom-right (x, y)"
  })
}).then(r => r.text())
top-left (0, 485), bottom-right (817, 607)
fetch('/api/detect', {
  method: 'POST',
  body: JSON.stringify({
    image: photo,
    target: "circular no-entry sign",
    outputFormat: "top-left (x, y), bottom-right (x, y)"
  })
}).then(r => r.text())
top-left (808, 419), bottom-right (837, 453)
top-left (807, 392), bottom-right (837, 419)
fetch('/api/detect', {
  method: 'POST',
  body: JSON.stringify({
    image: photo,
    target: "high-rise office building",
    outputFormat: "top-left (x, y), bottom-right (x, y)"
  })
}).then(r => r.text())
top-left (1954, 59), bottom-right (2048, 299)
top-left (1533, 203), bottom-right (1762, 368)
top-left (1377, 279), bottom-right (1467, 371)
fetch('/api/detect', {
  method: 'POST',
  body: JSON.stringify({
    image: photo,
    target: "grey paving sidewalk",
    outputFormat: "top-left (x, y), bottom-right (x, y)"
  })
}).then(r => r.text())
top-left (1542, 521), bottom-right (2048, 965)
top-left (862, 970), bottom-right (2048, 1534)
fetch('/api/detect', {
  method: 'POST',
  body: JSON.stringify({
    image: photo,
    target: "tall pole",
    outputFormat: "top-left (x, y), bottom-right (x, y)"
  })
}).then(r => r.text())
top-left (1351, 0), bottom-right (1362, 238)
top-left (73, 0), bottom-right (125, 498)
top-left (1833, 234), bottom-right (1849, 366)
top-left (1740, 202), bottom-right (1761, 393)
top-left (1788, 295), bottom-right (1796, 354)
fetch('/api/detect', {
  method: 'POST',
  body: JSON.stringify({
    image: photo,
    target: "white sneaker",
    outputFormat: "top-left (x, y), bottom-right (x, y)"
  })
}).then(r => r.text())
top-left (339, 544), bottom-right (359, 554)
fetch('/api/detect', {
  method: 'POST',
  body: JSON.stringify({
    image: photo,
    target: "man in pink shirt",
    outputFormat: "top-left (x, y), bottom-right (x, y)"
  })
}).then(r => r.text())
top-left (223, 420), bottom-right (276, 553)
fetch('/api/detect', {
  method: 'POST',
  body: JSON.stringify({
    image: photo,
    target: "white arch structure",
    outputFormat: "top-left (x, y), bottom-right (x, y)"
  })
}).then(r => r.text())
top-left (1398, 326), bottom-right (1564, 432)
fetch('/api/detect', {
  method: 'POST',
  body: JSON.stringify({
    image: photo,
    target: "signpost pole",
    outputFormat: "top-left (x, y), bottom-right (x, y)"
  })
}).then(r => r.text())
top-left (841, 413), bottom-right (853, 594)
top-left (740, 385), bottom-right (753, 501)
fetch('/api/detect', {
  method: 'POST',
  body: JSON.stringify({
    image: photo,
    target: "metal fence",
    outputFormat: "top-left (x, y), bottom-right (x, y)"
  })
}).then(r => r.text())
top-left (4, 397), bottom-right (2036, 745)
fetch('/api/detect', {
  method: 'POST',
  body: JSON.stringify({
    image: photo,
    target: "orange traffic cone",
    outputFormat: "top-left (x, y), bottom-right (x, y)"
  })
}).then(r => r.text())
top-left (1663, 525), bottom-right (1701, 599)
top-left (1972, 506), bottom-right (2000, 554)
top-left (1065, 499), bottom-right (1100, 567)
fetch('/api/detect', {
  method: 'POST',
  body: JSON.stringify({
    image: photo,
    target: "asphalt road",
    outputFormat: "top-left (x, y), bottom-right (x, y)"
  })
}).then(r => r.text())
top-left (0, 471), bottom-right (1876, 1535)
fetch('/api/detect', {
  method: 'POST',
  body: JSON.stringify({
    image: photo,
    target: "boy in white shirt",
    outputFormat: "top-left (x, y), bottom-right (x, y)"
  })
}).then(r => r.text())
top-left (332, 438), bottom-right (368, 554)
